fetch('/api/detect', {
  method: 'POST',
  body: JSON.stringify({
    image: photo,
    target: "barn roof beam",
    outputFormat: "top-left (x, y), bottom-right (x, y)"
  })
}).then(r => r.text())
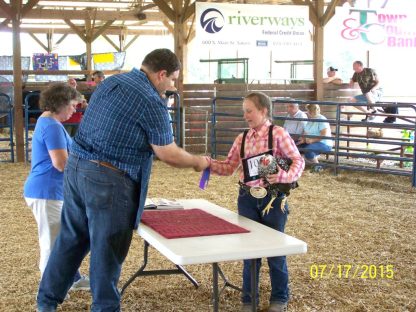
top-left (0, 8), bottom-right (164, 21)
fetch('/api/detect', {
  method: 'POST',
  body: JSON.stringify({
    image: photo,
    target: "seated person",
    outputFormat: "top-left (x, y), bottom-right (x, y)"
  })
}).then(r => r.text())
top-left (283, 102), bottom-right (307, 142)
top-left (63, 79), bottom-right (88, 137)
top-left (92, 70), bottom-right (105, 86)
top-left (297, 104), bottom-right (332, 169)
top-left (323, 66), bottom-right (343, 84)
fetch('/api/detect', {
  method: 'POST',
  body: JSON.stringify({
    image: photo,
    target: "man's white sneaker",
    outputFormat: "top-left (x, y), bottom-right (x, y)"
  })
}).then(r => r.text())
top-left (268, 302), bottom-right (288, 312)
top-left (70, 275), bottom-right (90, 291)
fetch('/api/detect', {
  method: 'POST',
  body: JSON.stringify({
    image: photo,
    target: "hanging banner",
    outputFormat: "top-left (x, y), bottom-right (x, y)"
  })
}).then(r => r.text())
top-left (196, 3), bottom-right (309, 49)
top-left (334, 6), bottom-right (416, 49)
top-left (32, 53), bottom-right (59, 70)
top-left (93, 53), bottom-right (115, 64)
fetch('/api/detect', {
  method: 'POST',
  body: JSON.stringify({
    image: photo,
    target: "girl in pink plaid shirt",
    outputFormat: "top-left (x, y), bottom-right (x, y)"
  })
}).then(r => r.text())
top-left (205, 92), bottom-right (304, 312)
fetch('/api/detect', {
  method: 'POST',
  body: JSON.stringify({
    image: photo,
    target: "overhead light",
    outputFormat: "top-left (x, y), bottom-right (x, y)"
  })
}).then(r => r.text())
top-left (136, 12), bottom-right (147, 20)
top-left (37, 1), bottom-right (133, 9)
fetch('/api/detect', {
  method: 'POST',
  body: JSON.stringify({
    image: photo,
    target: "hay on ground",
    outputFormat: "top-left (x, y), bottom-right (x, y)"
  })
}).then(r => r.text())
top-left (0, 161), bottom-right (415, 312)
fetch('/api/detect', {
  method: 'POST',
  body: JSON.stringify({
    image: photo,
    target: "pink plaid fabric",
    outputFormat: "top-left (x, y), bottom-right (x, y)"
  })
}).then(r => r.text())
top-left (209, 120), bottom-right (304, 187)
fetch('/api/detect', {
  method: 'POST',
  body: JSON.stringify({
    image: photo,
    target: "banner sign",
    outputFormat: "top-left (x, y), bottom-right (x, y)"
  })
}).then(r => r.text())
top-left (32, 53), bottom-right (59, 70)
top-left (336, 6), bottom-right (416, 48)
top-left (196, 3), bottom-right (309, 49)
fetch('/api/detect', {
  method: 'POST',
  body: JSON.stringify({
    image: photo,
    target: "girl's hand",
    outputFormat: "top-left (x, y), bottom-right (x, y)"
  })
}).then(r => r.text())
top-left (265, 173), bottom-right (280, 184)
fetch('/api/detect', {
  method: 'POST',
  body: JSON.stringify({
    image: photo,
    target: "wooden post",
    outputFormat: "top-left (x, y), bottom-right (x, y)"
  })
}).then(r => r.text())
top-left (297, 0), bottom-right (339, 101)
top-left (47, 29), bottom-right (52, 53)
top-left (12, 0), bottom-right (24, 162)
top-left (86, 40), bottom-right (92, 79)
top-left (173, 19), bottom-right (186, 95)
top-left (153, 0), bottom-right (194, 90)
top-left (119, 33), bottom-right (125, 51)
top-left (314, 0), bottom-right (324, 101)
top-left (85, 17), bottom-right (92, 80)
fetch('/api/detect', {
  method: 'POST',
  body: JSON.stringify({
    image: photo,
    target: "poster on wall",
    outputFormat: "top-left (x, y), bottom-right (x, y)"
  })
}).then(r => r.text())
top-left (195, 2), bottom-right (309, 50)
top-left (332, 5), bottom-right (416, 49)
top-left (32, 53), bottom-right (59, 70)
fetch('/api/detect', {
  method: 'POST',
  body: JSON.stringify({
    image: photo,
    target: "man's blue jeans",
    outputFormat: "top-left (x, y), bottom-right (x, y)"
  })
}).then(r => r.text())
top-left (37, 155), bottom-right (140, 312)
top-left (237, 189), bottom-right (289, 305)
top-left (298, 142), bottom-right (331, 160)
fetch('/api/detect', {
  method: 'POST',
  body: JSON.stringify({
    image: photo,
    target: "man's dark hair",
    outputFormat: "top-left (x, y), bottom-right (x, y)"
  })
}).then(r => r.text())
top-left (39, 82), bottom-right (81, 113)
top-left (353, 60), bottom-right (363, 67)
top-left (142, 49), bottom-right (181, 76)
top-left (92, 70), bottom-right (105, 78)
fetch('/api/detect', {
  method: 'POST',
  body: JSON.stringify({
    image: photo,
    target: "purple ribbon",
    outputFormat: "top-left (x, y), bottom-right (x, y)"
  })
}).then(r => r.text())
top-left (199, 168), bottom-right (210, 190)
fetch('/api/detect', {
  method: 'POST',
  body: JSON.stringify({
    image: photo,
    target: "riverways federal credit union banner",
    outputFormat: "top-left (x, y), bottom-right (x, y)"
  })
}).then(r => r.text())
top-left (195, 3), bottom-right (309, 49)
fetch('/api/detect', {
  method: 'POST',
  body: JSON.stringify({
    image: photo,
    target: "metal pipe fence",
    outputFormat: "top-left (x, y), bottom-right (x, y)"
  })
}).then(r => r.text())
top-left (211, 97), bottom-right (416, 187)
top-left (0, 92), bottom-right (14, 162)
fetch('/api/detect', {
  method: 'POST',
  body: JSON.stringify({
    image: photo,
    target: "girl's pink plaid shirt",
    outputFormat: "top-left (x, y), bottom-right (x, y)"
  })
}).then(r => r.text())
top-left (208, 120), bottom-right (305, 187)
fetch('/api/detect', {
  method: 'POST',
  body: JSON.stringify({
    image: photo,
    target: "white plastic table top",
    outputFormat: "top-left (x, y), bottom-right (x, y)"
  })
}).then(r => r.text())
top-left (138, 199), bottom-right (307, 265)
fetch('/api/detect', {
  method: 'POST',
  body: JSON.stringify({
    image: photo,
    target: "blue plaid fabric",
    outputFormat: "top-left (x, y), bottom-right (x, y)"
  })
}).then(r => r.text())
top-left (71, 68), bottom-right (173, 181)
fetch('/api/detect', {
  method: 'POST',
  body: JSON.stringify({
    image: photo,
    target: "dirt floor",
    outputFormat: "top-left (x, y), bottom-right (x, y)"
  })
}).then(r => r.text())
top-left (0, 160), bottom-right (415, 312)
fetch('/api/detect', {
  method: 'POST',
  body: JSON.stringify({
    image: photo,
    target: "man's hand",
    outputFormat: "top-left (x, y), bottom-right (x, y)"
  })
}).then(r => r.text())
top-left (151, 142), bottom-right (209, 171)
top-left (193, 156), bottom-right (209, 172)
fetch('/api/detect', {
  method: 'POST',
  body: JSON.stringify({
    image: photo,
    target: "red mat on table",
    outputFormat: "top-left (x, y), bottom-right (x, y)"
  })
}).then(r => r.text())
top-left (141, 208), bottom-right (250, 239)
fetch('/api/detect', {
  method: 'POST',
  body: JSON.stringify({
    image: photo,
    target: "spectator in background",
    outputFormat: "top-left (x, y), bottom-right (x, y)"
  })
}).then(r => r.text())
top-left (283, 102), bottom-right (307, 143)
top-left (323, 66), bottom-right (343, 85)
top-left (349, 61), bottom-right (397, 123)
top-left (67, 78), bottom-right (77, 89)
top-left (63, 78), bottom-right (88, 137)
top-left (92, 71), bottom-right (105, 85)
top-left (161, 86), bottom-right (177, 139)
top-left (23, 83), bottom-right (89, 290)
top-left (297, 104), bottom-right (332, 171)
top-left (349, 61), bottom-right (384, 121)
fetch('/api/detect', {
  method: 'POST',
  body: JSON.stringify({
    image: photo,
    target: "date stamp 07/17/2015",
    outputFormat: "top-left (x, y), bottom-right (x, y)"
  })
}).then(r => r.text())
top-left (309, 264), bottom-right (394, 280)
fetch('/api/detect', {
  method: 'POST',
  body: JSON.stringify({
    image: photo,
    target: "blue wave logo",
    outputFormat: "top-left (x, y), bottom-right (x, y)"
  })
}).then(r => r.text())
top-left (200, 8), bottom-right (224, 34)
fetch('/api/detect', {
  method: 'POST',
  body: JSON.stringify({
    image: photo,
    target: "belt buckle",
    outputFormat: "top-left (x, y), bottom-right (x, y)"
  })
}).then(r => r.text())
top-left (249, 186), bottom-right (267, 199)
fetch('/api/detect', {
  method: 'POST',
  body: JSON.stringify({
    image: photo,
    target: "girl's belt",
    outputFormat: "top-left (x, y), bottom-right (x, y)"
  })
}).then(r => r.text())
top-left (238, 181), bottom-right (283, 197)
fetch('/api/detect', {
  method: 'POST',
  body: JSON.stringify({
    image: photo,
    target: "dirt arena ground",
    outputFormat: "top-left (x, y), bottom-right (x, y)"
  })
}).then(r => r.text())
top-left (0, 161), bottom-right (415, 312)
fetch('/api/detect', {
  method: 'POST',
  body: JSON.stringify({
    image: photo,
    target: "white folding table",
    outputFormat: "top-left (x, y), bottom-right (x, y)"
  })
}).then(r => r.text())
top-left (121, 199), bottom-right (307, 311)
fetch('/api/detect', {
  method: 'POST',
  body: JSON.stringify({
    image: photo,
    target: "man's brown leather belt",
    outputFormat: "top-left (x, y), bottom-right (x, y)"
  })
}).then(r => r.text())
top-left (89, 160), bottom-right (123, 173)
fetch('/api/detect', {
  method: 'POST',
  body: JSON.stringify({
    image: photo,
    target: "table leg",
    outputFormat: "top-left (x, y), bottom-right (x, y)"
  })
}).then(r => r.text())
top-left (121, 240), bottom-right (199, 296)
top-left (217, 265), bottom-right (243, 294)
top-left (176, 265), bottom-right (199, 288)
top-left (120, 240), bottom-right (150, 295)
top-left (212, 263), bottom-right (219, 312)
top-left (250, 259), bottom-right (256, 312)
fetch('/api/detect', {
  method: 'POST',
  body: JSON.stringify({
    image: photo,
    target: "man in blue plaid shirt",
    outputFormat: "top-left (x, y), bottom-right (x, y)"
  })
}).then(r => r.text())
top-left (37, 49), bottom-right (208, 312)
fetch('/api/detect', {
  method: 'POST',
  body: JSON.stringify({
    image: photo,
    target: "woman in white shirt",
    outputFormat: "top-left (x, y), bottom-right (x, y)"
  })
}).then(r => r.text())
top-left (296, 104), bottom-right (333, 169)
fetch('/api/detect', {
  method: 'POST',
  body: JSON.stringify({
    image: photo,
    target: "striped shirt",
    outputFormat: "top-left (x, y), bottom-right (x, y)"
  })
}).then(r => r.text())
top-left (71, 68), bottom-right (173, 181)
top-left (210, 120), bottom-right (304, 187)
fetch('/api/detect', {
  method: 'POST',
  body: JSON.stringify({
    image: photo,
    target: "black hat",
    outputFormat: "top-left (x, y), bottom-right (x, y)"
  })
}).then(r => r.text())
top-left (327, 66), bottom-right (338, 72)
